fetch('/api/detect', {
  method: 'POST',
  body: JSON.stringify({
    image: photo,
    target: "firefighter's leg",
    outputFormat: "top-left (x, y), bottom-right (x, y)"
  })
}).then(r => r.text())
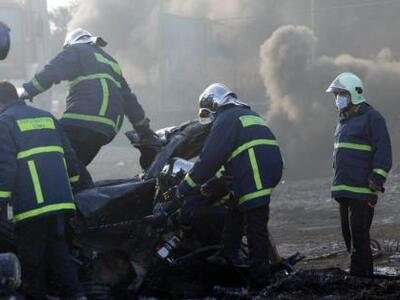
top-left (245, 204), bottom-right (271, 288)
top-left (47, 215), bottom-right (82, 298)
top-left (338, 198), bottom-right (352, 253)
top-left (16, 219), bottom-right (48, 299)
top-left (349, 199), bottom-right (374, 277)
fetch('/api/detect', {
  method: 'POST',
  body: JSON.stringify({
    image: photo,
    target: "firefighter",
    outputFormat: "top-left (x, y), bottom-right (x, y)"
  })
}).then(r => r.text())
top-left (177, 83), bottom-right (284, 288)
top-left (0, 22), bottom-right (10, 60)
top-left (0, 81), bottom-right (86, 299)
top-left (20, 28), bottom-right (158, 166)
top-left (326, 72), bottom-right (392, 277)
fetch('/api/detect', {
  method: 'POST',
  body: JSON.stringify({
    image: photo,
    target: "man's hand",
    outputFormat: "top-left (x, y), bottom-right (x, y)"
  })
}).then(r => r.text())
top-left (368, 173), bottom-right (385, 193)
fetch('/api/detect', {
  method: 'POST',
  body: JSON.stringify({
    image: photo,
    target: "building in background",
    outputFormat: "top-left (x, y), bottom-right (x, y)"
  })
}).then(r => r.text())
top-left (0, 0), bottom-right (51, 110)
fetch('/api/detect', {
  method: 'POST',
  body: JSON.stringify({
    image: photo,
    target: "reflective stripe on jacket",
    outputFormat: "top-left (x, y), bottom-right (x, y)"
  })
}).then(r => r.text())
top-left (178, 106), bottom-right (283, 210)
top-left (332, 103), bottom-right (392, 202)
top-left (0, 101), bottom-right (80, 224)
top-left (23, 43), bottom-right (146, 140)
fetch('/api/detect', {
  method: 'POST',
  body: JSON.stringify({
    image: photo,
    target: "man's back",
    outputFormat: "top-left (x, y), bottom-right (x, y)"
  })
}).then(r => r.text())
top-left (0, 101), bottom-right (77, 224)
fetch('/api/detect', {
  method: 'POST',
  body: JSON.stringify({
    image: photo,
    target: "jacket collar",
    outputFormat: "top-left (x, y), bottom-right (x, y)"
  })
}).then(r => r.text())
top-left (339, 102), bottom-right (371, 122)
top-left (0, 100), bottom-right (26, 113)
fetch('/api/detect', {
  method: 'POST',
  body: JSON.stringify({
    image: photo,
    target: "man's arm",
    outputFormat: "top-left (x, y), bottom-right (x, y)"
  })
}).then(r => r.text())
top-left (23, 46), bottom-right (80, 98)
top-left (120, 77), bottom-right (147, 126)
top-left (0, 120), bottom-right (17, 203)
top-left (178, 114), bottom-right (237, 196)
top-left (368, 111), bottom-right (392, 190)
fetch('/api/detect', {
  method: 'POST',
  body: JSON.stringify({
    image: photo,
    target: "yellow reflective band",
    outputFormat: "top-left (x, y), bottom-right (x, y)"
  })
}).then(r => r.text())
top-left (331, 185), bottom-right (377, 195)
top-left (27, 160), bottom-right (44, 204)
top-left (213, 193), bottom-right (230, 206)
top-left (69, 175), bottom-right (80, 183)
top-left (116, 115), bottom-right (122, 130)
top-left (239, 188), bottom-right (272, 204)
top-left (248, 148), bottom-right (263, 190)
top-left (17, 117), bottom-right (55, 132)
top-left (32, 76), bottom-right (45, 92)
top-left (94, 53), bottom-right (122, 75)
top-left (17, 146), bottom-right (64, 160)
top-left (70, 73), bottom-right (122, 89)
top-left (13, 202), bottom-right (76, 223)
top-left (239, 115), bottom-right (267, 128)
top-left (373, 168), bottom-right (389, 179)
top-left (99, 78), bottom-right (109, 116)
top-left (0, 191), bottom-right (11, 198)
top-left (228, 139), bottom-right (279, 162)
top-left (215, 166), bottom-right (225, 178)
top-left (184, 174), bottom-right (198, 188)
top-left (62, 113), bottom-right (118, 131)
top-left (334, 142), bottom-right (372, 152)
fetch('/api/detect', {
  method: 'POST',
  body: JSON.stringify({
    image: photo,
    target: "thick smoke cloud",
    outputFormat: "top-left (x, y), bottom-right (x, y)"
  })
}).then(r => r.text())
top-left (66, 0), bottom-right (400, 178)
top-left (260, 25), bottom-right (400, 178)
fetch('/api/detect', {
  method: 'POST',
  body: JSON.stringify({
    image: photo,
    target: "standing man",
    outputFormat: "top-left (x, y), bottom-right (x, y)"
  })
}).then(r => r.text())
top-left (326, 72), bottom-right (392, 277)
top-left (0, 81), bottom-right (85, 299)
top-left (21, 28), bottom-right (158, 165)
top-left (177, 83), bottom-right (283, 288)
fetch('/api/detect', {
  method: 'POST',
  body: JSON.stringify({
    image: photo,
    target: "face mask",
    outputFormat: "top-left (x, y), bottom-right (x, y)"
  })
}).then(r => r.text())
top-left (198, 108), bottom-right (216, 125)
top-left (335, 95), bottom-right (349, 110)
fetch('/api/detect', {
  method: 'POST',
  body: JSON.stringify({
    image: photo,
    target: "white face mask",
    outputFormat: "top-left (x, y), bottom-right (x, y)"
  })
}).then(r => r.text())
top-left (198, 108), bottom-right (216, 125)
top-left (335, 95), bottom-right (349, 110)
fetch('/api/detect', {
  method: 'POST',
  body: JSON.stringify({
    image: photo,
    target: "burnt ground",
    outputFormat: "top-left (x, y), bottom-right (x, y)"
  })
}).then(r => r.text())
top-left (232, 172), bottom-right (400, 299)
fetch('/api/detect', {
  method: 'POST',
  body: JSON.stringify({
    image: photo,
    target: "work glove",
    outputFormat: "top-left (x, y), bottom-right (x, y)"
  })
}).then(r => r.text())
top-left (368, 173), bottom-right (385, 193)
top-left (134, 118), bottom-right (153, 138)
top-left (19, 89), bottom-right (33, 102)
top-left (135, 118), bottom-right (163, 148)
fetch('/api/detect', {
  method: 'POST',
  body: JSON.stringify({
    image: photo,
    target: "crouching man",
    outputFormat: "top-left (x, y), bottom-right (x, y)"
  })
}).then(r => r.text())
top-left (0, 81), bottom-right (86, 299)
top-left (177, 83), bottom-right (283, 288)
top-left (326, 72), bottom-right (392, 277)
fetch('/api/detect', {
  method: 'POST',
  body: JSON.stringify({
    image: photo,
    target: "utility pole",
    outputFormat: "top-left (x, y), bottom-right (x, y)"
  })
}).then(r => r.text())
top-left (310, 0), bottom-right (315, 63)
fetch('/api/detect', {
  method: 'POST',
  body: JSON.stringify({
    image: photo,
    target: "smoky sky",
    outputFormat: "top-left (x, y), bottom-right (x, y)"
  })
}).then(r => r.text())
top-left (67, 0), bottom-right (400, 179)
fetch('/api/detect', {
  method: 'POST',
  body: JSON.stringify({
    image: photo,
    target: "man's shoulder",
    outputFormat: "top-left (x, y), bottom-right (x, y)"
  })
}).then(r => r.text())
top-left (363, 105), bottom-right (385, 122)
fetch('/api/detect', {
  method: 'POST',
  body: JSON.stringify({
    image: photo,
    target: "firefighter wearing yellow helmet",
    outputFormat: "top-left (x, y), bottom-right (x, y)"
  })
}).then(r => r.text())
top-left (326, 72), bottom-right (392, 276)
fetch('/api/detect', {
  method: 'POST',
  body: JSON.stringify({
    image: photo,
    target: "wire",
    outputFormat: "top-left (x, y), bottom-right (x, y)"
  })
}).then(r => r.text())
top-left (315, 0), bottom-right (400, 11)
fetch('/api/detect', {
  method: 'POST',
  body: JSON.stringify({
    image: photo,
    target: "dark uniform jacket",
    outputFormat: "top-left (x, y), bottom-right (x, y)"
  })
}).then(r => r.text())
top-left (178, 106), bottom-right (283, 210)
top-left (332, 103), bottom-right (392, 202)
top-left (23, 43), bottom-right (146, 140)
top-left (0, 101), bottom-right (81, 224)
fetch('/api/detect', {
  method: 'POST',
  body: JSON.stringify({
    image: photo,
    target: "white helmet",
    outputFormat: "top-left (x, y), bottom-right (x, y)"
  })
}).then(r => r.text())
top-left (326, 72), bottom-right (365, 105)
top-left (198, 83), bottom-right (249, 112)
top-left (63, 28), bottom-right (107, 48)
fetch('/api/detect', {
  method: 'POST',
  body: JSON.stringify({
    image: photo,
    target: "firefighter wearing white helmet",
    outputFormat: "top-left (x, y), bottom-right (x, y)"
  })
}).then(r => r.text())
top-left (178, 83), bottom-right (284, 288)
top-left (20, 27), bottom-right (158, 168)
top-left (326, 72), bottom-right (392, 277)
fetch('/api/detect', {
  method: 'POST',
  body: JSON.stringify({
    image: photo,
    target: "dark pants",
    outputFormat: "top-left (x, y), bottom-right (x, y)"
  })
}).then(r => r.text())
top-left (338, 197), bottom-right (374, 276)
top-left (16, 215), bottom-right (80, 299)
top-left (223, 204), bottom-right (270, 286)
top-left (62, 125), bottom-right (109, 166)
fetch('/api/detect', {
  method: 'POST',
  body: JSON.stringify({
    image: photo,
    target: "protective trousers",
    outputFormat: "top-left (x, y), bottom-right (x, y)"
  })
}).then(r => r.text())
top-left (62, 125), bottom-right (109, 166)
top-left (338, 197), bottom-right (374, 277)
top-left (16, 215), bottom-right (81, 299)
top-left (223, 204), bottom-right (270, 287)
